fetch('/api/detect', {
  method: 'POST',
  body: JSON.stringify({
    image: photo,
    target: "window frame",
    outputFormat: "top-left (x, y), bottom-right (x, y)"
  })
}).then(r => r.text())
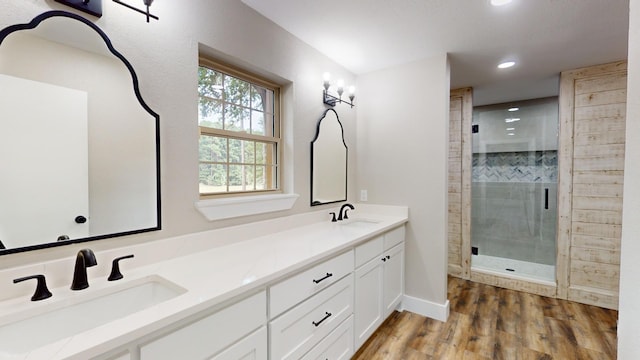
top-left (198, 57), bottom-right (282, 199)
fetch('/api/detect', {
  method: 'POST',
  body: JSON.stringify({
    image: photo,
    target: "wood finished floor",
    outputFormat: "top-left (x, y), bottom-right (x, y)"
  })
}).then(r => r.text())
top-left (353, 277), bottom-right (618, 360)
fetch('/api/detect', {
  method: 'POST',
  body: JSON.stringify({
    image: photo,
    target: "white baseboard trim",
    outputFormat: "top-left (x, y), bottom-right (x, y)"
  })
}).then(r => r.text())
top-left (401, 295), bottom-right (450, 322)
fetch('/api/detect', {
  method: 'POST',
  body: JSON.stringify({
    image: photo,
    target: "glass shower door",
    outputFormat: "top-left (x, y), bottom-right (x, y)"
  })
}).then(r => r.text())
top-left (470, 97), bottom-right (558, 282)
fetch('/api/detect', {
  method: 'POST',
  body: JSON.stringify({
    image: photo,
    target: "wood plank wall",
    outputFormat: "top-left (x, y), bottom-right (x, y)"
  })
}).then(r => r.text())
top-left (558, 61), bottom-right (627, 310)
top-left (448, 88), bottom-right (472, 279)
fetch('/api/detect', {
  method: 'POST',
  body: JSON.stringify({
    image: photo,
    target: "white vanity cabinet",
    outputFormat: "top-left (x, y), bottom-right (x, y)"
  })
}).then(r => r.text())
top-left (354, 226), bottom-right (405, 348)
top-left (269, 250), bottom-right (354, 360)
top-left (139, 291), bottom-right (267, 360)
top-left (83, 223), bottom-right (406, 360)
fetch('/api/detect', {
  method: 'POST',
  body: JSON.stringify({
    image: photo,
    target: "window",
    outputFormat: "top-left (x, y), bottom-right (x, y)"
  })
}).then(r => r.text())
top-left (198, 59), bottom-right (280, 197)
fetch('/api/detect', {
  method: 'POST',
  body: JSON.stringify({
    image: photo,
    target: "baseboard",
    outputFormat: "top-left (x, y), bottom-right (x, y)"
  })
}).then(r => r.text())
top-left (401, 295), bottom-right (450, 322)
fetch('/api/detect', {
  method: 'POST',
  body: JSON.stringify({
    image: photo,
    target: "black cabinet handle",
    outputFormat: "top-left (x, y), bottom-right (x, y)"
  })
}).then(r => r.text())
top-left (544, 188), bottom-right (549, 210)
top-left (313, 272), bottom-right (333, 284)
top-left (108, 254), bottom-right (135, 281)
top-left (13, 274), bottom-right (52, 301)
top-left (75, 215), bottom-right (87, 224)
top-left (386, 255), bottom-right (391, 260)
top-left (312, 312), bottom-right (332, 327)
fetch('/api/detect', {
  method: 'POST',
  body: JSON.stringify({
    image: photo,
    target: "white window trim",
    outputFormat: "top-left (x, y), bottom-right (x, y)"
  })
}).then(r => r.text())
top-left (195, 193), bottom-right (299, 221)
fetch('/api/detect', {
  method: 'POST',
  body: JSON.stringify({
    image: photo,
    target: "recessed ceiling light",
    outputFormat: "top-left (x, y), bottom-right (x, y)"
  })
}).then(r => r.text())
top-left (505, 118), bottom-right (520, 123)
top-left (498, 61), bottom-right (516, 69)
top-left (506, 127), bottom-right (515, 131)
top-left (491, 0), bottom-right (512, 6)
top-left (508, 107), bottom-right (519, 112)
top-left (507, 133), bottom-right (516, 136)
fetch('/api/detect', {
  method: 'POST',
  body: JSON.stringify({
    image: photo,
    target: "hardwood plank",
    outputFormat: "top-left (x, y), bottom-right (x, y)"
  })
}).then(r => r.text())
top-left (568, 287), bottom-right (619, 310)
top-left (353, 277), bottom-right (618, 360)
top-left (570, 260), bottom-right (620, 291)
top-left (572, 156), bottom-right (625, 171)
top-left (571, 222), bottom-right (621, 239)
top-left (572, 234), bottom-right (621, 251)
top-left (470, 271), bottom-right (557, 298)
top-left (565, 301), bottom-right (616, 356)
top-left (574, 118), bottom-right (626, 135)
top-left (573, 170), bottom-right (624, 185)
top-left (572, 196), bottom-right (623, 212)
top-left (572, 183), bottom-right (623, 198)
top-left (572, 209), bottom-right (622, 225)
top-left (570, 247), bottom-right (620, 265)
top-left (573, 130), bottom-right (626, 146)
top-left (574, 89), bottom-right (626, 107)
top-left (566, 60), bottom-right (626, 80)
top-left (574, 72), bottom-right (627, 94)
top-left (573, 104), bottom-right (625, 124)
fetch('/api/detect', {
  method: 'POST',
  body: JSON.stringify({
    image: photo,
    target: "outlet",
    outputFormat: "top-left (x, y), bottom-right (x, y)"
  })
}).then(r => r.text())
top-left (360, 190), bottom-right (368, 202)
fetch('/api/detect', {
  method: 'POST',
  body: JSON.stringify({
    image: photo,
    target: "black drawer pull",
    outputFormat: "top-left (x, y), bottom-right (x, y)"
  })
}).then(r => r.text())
top-left (313, 272), bottom-right (333, 284)
top-left (312, 312), bottom-right (332, 327)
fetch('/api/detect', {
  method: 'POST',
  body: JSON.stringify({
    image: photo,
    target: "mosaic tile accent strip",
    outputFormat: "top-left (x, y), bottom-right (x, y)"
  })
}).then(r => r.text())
top-left (472, 151), bottom-right (557, 183)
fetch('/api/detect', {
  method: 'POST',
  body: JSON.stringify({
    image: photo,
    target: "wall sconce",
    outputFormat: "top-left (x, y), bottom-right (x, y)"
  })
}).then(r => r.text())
top-left (113, 0), bottom-right (158, 22)
top-left (322, 73), bottom-right (355, 108)
top-left (55, 0), bottom-right (103, 18)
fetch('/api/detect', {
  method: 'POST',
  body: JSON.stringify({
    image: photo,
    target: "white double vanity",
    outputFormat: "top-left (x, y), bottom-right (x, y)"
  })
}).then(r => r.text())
top-left (0, 204), bottom-right (408, 360)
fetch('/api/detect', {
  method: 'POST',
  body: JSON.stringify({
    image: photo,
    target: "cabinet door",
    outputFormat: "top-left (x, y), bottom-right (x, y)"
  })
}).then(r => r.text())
top-left (210, 327), bottom-right (267, 360)
top-left (354, 257), bottom-right (384, 348)
top-left (301, 316), bottom-right (354, 360)
top-left (383, 243), bottom-right (404, 318)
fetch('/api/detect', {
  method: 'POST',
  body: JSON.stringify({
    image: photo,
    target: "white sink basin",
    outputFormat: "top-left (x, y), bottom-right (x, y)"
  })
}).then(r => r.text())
top-left (0, 275), bottom-right (185, 356)
top-left (339, 218), bottom-right (381, 229)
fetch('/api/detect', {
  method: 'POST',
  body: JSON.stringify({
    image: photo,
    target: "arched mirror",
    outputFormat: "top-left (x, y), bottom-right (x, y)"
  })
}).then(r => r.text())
top-left (0, 11), bottom-right (160, 254)
top-left (310, 108), bottom-right (347, 206)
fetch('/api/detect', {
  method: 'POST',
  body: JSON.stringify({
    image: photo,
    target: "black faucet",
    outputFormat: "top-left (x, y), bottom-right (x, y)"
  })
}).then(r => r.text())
top-left (71, 249), bottom-right (97, 290)
top-left (13, 274), bottom-right (52, 301)
top-left (337, 203), bottom-right (355, 221)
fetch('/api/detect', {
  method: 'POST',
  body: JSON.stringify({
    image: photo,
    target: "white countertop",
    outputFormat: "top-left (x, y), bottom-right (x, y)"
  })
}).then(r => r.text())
top-left (0, 204), bottom-right (408, 360)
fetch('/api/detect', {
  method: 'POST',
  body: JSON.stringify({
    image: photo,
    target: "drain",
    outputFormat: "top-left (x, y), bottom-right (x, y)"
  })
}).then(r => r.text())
top-left (505, 268), bottom-right (515, 272)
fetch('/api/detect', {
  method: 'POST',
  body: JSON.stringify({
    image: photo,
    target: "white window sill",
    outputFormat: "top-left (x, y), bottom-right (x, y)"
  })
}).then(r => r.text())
top-left (195, 193), bottom-right (299, 221)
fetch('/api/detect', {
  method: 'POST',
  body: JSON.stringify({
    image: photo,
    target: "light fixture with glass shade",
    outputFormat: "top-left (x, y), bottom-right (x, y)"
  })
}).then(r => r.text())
top-left (322, 72), bottom-right (355, 108)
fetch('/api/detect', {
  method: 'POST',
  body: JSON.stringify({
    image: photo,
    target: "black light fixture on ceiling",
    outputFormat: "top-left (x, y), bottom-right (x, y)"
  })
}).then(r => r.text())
top-left (113, 0), bottom-right (158, 22)
top-left (54, 0), bottom-right (103, 18)
top-left (322, 72), bottom-right (355, 108)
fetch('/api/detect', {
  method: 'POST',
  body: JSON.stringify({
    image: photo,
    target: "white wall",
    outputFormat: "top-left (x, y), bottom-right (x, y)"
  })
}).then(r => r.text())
top-left (0, 0), bottom-right (356, 268)
top-left (356, 55), bottom-right (451, 318)
top-left (618, 0), bottom-right (640, 357)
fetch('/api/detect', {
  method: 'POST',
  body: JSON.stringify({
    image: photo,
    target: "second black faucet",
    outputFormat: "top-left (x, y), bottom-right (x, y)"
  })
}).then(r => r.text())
top-left (71, 248), bottom-right (97, 290)
top-left (337, 203), bottom-right (355, 221)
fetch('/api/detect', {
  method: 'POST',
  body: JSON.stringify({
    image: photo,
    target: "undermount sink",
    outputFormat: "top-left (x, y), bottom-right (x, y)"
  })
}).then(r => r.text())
top-left (339, 218), bottom-right (381, 229)
top-left (0, 275), bottom-right (186, 356)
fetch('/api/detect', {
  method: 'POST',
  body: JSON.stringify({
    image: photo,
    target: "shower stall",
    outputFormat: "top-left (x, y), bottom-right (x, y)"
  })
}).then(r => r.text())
top-left (470, 97), bottom-right (558, 283)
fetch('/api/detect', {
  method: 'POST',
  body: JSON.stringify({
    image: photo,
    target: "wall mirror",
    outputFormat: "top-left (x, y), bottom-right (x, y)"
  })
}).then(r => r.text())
top-left (311, 108), bottom-right (347, 206)
top-left (0, 11), bottom-right (160, 255)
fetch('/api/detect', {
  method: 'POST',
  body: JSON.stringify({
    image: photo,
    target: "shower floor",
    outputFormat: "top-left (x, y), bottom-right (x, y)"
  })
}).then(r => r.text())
top-left (471, 254), bottom-right (555, 284)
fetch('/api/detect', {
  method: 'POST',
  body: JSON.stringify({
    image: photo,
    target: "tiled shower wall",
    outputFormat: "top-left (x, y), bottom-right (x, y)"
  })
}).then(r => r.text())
top-left (472, 151), bottom-right (557, 183)
top-left (472, 151), bottom-right (557, 265)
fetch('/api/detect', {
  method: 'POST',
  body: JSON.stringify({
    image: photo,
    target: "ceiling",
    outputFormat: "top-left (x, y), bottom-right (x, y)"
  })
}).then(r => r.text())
top-left (241, 0), bottom-right (629, 105)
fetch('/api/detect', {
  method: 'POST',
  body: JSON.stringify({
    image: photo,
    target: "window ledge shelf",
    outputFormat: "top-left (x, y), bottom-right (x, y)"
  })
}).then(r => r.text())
top-left (195, 193), bottom-right (299, 221)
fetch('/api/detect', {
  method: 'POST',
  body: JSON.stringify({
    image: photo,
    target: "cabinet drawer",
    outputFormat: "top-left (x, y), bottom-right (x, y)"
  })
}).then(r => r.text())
top-left (383, 226), bottom-right (405, 250)
top-left (270, 274), bottom-right (353, 360)
top-left (355, 235), bottom-right (383, 268)
top-left (140, 291), bottom-right (266, 360)
top-left (301, 315), bottom-right (354, 360)
top-left (270, 250), bottom-right (353, 317)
